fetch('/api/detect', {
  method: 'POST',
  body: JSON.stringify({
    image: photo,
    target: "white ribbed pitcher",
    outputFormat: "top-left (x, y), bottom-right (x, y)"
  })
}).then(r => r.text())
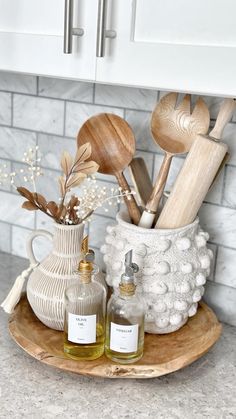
top-left (26, 223), bottom-right (106, 331)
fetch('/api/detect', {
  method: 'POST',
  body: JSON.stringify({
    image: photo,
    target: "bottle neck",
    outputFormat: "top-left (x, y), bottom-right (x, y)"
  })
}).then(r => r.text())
top-left (78, 271), bottom-right (92, 284)
top-left (119, 282), bottom-right (136, 297)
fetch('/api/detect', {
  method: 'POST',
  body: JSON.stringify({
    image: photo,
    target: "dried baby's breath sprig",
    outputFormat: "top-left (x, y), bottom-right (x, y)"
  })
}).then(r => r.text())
top-left (0, 146), bottom-right (43, 191)
top-left (74, 178), bottom-right (136, 224)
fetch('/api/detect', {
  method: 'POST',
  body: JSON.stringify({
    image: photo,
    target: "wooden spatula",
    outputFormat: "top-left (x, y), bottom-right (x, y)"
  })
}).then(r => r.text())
top-left (129, 157), bottom-right (153, 207)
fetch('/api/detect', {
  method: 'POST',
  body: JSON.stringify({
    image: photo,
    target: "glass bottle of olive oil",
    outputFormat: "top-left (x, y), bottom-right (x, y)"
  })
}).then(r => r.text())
top-left (105, 250), bottom-right (145, 364)
top-left (64, 237), bottom-right (106, 361)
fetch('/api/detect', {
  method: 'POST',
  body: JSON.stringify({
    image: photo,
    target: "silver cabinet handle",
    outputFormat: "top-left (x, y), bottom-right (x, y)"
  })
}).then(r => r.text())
top-left (96, 0), bottom-right (116, 57)
top-left (64, 0), bottom-right (84, 54)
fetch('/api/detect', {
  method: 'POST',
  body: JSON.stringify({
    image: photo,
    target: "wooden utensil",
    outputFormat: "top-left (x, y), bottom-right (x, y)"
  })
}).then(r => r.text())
top-left (138, 93), bottom-right (210, 228)
top-left (209, 98), bottom-right (236, 140)
top-left (129, 157), bottom-right (153, 206)
top-left (209, 98), bottom-right (236, 189)
top-left (155, 99), bottom-right (234, 229)
top-left (77, 113), bottom-right (141, 225)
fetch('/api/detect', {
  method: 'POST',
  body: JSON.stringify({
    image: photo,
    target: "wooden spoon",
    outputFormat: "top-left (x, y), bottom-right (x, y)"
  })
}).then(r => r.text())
top-left (77, 113), bottom-right (141, 225)
top-left (138, 93), bottom-right (210, 228)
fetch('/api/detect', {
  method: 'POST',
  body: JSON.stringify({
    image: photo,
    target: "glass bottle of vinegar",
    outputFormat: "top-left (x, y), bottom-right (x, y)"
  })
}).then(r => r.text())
top-left (64, 237), bottom-right (106, 361)
top-left (105, 250), bottom-right (145, 364)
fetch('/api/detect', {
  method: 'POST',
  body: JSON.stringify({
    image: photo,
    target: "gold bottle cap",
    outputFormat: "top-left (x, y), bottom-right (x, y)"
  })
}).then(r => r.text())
top-left (78, 236), bottom-right (94, 282)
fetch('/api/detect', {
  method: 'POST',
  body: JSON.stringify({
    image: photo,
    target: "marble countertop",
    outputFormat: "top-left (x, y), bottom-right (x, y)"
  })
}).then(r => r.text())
top-left (0, 252), bottom-right (236, 419)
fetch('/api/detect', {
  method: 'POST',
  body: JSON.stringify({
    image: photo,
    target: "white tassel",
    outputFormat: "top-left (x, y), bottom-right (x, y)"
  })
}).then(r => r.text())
top-left (1, 263), bottom-right (38, 314)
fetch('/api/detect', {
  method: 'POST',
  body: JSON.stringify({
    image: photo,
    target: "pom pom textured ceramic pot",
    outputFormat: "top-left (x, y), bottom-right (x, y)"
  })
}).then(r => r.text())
top-left (101, 212), bottom-right (212, 334)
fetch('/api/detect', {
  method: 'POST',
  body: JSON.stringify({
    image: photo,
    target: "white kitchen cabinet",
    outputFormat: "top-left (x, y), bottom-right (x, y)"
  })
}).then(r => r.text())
top-left (96, 0), bottom-right (236, 97)
top-left (0, 0), bottom-right (236, 96)
top-left (0, 0), bottom-right (98, 81)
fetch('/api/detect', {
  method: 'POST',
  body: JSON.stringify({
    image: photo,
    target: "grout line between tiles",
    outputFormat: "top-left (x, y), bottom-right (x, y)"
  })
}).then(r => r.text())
top-left (10, 93), bottom-right (13, 127)
top-left (212, 244), bottom-right (218, 281)
top-left (221, 165), bottom-right (227, 206)
top-left (63, 101), bottom-right (66, 137)
top-left (92, 84), bottom-right (96, 104)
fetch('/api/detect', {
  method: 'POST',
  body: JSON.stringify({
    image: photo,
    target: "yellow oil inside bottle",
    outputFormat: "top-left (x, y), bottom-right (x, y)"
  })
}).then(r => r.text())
top-left (64, 323), bottom-right (105, 361)
top-left (105, 315), bottom-right (144, 364)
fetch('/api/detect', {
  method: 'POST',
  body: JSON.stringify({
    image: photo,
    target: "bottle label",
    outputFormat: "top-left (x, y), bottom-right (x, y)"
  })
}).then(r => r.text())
top-left (68, 313), bottom-right (96, 344)
top-left (110, 322), bottom-right (139, 353)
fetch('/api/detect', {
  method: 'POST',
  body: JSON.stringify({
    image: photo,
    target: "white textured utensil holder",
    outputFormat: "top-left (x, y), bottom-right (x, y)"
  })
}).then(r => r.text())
top-left (101, 212), bottom-right (212, 334)
top-left (26, 223), bottom-right (106, 331)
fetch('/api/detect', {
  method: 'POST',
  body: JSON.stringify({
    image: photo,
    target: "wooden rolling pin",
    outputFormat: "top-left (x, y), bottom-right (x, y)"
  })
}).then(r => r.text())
top-left (156, 98), bottom-right (235, 229)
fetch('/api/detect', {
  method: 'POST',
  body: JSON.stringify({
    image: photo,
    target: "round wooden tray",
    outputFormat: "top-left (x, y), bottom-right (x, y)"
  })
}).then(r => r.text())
top-left (9, 295), bottom-right (222, 379)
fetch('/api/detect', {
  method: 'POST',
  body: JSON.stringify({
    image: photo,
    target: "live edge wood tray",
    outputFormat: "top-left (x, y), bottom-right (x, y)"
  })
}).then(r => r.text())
top-left (9, 295), bottom-right (222, 379)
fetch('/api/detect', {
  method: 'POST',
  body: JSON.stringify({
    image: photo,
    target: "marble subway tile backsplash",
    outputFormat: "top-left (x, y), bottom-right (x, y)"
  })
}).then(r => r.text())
top-left (13, 94), bottom-right (64, 134)
top-left (0, 72), bottom-right (235, 325)
top-left (0, 71), bottom-right (37, 94)
top-left (95, 84), bottom-right (158, 111)
top-left (0, 92), bottom-right (11, 125)
top-left (65, 102), bottom-right (123, 138)
top-left (38, 77), bottom-right (93, 102)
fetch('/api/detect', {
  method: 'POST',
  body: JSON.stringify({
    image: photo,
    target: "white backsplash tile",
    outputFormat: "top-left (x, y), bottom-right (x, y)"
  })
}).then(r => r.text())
top-left (204, 281), bottom-right (236, 326)
top-left (38, 77), bottom-right (94, 102)
top-left (13, 94), bottom-right (64, 135)
top-left (199, 203), bottom-right (236, 248)
top-left (125, 110), bottom-right (158, 153)
top-left (0, 222), bottom-right (11, 253)
top-left (65, 102), bottom-right (124, 138)
top-left (12, 225), bottom-right (52, 261)
top-left (0, 127), bottom-right (36, 162)
top-left (205, 169), bottom-right (224, 205)
top-left (12, 161), bottom-right (60, 204)
top-left (89, 215), bottom-right (115, 249)
top-left (153, 154), bottom-right (185, 192)
top-left (38, 134), bottom-right (76, 170)
top-left (0, 72), bottom-right (37, 94)
top-left (36, 168), bottom-right (61, 203)
top-left (0, 92), bottom-right (11, 125)
top-left (207, 242), bottom-right (217, 281)
top-left (201, 96), bottom-right (223, 120)
top-left (92, 247), bottom-right (106, 272)
top-left (36, 211), bottom-right (54, 232)
top-left (0, 159), bottom-right (11, 191)
top-left (11, 225), bottom-right (29, 258)
top-left (222, 165), bottom-right (236, 208)
top-left (221, 123), bottom-right (236, 165)
top-left (215, 246), bottom-right (236, 289)
top-left (95, 84), bottom-right (157, 111)
top-left (0, 191), bottom-right (35, 228)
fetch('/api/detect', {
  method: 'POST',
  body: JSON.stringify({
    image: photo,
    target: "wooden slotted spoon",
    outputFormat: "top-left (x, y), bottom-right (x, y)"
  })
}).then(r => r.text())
top-left (138, 92), bottom-right (210, 228)
top-left (77, 113), bottom-right (141, 225)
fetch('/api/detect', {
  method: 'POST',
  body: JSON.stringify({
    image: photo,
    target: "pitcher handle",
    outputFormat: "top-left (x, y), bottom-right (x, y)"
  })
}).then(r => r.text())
top-left (26, 229), bottom-right (53, 265)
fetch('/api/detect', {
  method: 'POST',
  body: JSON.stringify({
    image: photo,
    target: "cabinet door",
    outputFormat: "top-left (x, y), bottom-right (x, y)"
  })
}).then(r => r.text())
top-left (96, 0), bottom-right (236, 97)
top-left (0, 0), bottom-right (98, 80)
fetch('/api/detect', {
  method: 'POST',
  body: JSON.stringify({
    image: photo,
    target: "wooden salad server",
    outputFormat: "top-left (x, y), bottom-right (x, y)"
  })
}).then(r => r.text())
top-left (138, 92), bottom-right (210, 228)
top-left (77, 113), bottom-right (141, 225)
top-left (128, 157), bottom-right (153, 206)
top-left (155, 98), bottom-right (235, 229)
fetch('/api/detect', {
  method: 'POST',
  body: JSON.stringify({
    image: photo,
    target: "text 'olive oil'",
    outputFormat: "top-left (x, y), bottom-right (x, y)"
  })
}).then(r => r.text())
top-left (64, 236), bottom-right (106, 360)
